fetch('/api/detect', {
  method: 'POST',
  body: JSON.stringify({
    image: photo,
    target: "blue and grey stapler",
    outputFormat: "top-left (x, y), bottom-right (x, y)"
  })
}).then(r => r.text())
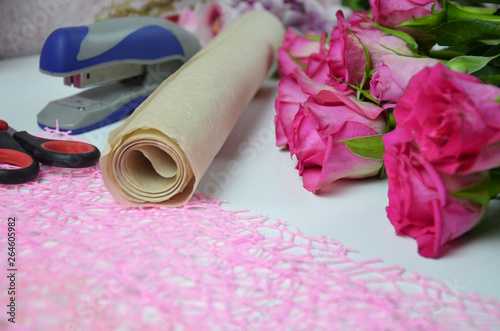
top-left (37, 17), bottom-right (201, 134)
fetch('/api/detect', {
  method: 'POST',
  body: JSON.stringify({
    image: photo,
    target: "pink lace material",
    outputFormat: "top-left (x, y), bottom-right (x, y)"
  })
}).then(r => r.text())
top-left (1, 129), bottom-right (500, 330)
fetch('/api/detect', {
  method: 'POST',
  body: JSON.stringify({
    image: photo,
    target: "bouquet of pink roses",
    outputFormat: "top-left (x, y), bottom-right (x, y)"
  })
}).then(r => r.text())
top-left (276, 0), bottom-right (500, 258)
top-left (101, 0), bottom-right (500, 258)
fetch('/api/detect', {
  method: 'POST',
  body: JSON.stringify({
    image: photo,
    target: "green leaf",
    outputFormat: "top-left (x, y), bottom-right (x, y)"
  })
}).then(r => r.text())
top-left (447, 1), bottom-right (500, 23)
top-left (447, 53), bottom-right (500, 74)
top-left (463, 43), bottom-right (500, 63)
top-left (372, 22), bottom-right (420, 52)
top-left (471, 64), bottom-right (500, 85)
top-left (450, 178), bottom-right (491, 206)
top-left (481, 39), bottom-right (500, 46)
top-left (428, 45), bottom-right (471, 60)
top-left (428, 42), bottom-right (500, 61)
top-left (349, 30), bottom-right (372, 99)
top-left (451, 169), bottom-right (500, 205)
top-left (397, 6), bottom-right (447, 32)
top-left (464, 0), bottom-right (500, 4)
top-left (331, 75), bottom-right (380, 104)
top-left (342, 0), bottom-right (370, 11)
top-left (337, 134), bottom-right (386, 160)
top-left (478, 43), bottom-right (500, 60)
top-left (428, 19), bottom-right (500, 46)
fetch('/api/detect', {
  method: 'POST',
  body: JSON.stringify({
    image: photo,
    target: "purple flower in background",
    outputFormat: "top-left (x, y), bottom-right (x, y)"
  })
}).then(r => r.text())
top-left (163, 0), bottom-right (350, 45)
top-left (231, 0), bottom-right (351, 34)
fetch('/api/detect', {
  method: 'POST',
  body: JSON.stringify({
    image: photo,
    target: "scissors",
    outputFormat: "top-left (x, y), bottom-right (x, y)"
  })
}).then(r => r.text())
top-left (0, 120), bottom-right (100, 184)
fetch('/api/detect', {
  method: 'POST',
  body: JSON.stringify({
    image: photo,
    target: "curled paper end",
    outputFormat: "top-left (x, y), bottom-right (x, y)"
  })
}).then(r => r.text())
top-left (100, 10), bottom-right (285, 206)
top-left (100, 129), bottom-right (196, 206)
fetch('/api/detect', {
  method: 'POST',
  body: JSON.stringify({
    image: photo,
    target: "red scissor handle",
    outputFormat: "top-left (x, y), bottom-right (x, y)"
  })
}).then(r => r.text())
top-left (0, 132), bottom-right (40, 184)
top-left (13, 131), bottom-right (100, 168)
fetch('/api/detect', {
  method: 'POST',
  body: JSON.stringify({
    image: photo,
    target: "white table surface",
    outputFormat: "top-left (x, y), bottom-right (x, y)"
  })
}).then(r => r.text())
top-left (1, 55), bottom-right (500, 302)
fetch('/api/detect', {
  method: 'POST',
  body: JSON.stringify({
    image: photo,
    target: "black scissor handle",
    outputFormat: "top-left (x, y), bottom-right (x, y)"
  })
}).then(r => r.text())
top-left (0, 132), bottom-right (40, 184)
top-left (13, 131), bottom-right (101, 168)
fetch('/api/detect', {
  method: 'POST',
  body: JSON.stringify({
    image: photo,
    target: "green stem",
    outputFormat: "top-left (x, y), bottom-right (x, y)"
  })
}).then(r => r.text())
top-left (388, 111), bottom-right (396, 131)
top-left (490, 168), bottom-right (500, 199)
top-left (428, 48), bottom-right (461, 60)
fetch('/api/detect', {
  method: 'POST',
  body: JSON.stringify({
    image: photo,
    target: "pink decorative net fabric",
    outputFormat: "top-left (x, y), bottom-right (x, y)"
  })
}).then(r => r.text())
top-left (1, 129), bottom-right (500, 330)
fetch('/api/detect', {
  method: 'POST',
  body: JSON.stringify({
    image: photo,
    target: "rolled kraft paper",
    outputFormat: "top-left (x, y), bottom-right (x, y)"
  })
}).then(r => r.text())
top-left (100, 10), bottom-right (285, 206)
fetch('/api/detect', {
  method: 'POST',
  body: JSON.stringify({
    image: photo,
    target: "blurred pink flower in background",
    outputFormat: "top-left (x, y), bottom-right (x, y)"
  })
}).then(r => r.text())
top-left (165, 0), bottom-right (350, 46)
top-left (163, 0), bottom-right (240, 46)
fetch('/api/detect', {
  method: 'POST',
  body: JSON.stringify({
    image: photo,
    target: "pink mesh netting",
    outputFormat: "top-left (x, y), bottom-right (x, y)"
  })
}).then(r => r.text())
top-left (1, 129), bottom-right (500, 330)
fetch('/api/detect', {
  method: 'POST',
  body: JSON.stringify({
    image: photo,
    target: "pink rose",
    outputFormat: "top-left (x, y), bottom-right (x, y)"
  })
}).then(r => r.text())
top-left (300, 19), bottom-right (348, 87)
top-left (293, 97), bottom-right (387, 192)
top-left (278, 25), bottom-right (343, 85)
top-left (370, 0), bottom-right (442, 28)
top-left (275, 69), bottom-right (386, 192)
top-left (275, 73), bottom-right (309, 149)
top-left (276, 68), bottom-right (384, 149)
top-left (278, 28), bottom-right (324, 77)
top-left (369, 54), bottom-right (441, 104)
top-left (302, 52), bottom-right (336, 85)
top-left (328, 12), bottom-right (414, 89)
top-left (394, 63), bottom-right (500, 175)
top-left (281, 11), bottom-right (400, 91)
top-left (383, 129), bottom-right (486, 258)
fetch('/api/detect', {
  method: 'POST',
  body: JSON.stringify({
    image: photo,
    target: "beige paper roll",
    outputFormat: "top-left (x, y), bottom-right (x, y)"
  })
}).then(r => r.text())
top-left (100, 10), bottom-right (284, 206)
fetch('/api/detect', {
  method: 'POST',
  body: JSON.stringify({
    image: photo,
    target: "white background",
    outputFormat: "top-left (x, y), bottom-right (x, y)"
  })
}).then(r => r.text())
top-left (1, 55), bottom-right (499, 302)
